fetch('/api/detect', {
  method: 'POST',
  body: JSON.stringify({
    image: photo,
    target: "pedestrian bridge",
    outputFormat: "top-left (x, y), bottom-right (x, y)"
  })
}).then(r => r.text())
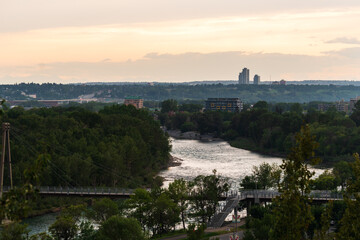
top-left (2, 186), bottom-right (345, 201)
top-left (208, 190), bottom-right (344, 228)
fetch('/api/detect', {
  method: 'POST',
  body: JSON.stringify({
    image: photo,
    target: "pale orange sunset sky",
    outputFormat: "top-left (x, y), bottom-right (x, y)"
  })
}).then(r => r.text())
top-left (1, 0), bottom-right (360, 83)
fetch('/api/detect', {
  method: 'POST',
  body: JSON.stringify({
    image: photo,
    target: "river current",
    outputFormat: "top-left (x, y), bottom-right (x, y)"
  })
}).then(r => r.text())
top-left (160, 138), bottom-right (325, 188)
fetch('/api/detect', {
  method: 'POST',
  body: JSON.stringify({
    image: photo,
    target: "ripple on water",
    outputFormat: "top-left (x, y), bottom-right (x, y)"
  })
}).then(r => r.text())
top-left (160, 138), bottom-right (326, 188)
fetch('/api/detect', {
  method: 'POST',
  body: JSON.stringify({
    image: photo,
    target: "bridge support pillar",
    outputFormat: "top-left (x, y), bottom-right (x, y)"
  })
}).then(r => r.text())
top-left (246, 201), bottom-right (252, 217)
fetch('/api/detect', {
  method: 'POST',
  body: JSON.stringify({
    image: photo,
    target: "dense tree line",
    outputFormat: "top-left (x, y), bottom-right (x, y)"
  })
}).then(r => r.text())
top-left (2, 82), bottom-right (360, 103)
top-left (159, 99), bottom-right (360, 165)
top-left (0, 104), bottom-right (170, 188)
top-left (0, 171), bottom-right (229, 240)
top-left (242, 126), bottom-right (360, 240)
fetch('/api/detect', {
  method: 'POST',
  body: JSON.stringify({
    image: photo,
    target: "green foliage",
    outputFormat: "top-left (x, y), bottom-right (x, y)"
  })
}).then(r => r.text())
top-left (0, 184), bottom-right (38, 221)
top-left (271, 125), bottom-right (320, 240)
top-left (126, 188), bottom-right (152, 231)
top-left (4, 83), bottom-right (360, 103)
top-left (76, 221), bottom-right (97, 240)
top-left (310, 171), bottom-right (337, 190)
top-left (0, 222), bottom-right (29, 240)
top-left (49, 204), bottom-right (87, 240)
top-left (49, 216), bottom-right (78, 240)
top-left (240, 163), bottom-right (281, 190)
top-left (336, 153), bottom-right (360, 240)
top-left (96, 215), bottom-right (145, 240)
top-left (243, 205), bottom-right (273, 240)
top-left (161, 99), bottom-right (178, 113)
top-left (3, 104), bottom-right (170, 188)
top-left (189, 170), bottom-right (229, 223)
top-left (127, 188), bottom-right (180, 236)
top-left (178, 103), bottom-right (203, 113)
top-left (253, 101), bottom-right (268, 110)
top-left (313, 202), bottom-right (333, 240)
top-left (168, 179), bottom-right (189, 230)
top-left (333, 161), bottom-right (353, 190)
top-left (29, 232), bottom-right (52, 240)
top-left (186, 223), bottom-right (205, 240)
top-left (87, 198), bottom-right (118, 223)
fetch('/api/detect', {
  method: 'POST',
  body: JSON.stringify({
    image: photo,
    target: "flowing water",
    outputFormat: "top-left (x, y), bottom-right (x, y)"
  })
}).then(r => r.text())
top-left (160, 138), bottom-right (325, 188)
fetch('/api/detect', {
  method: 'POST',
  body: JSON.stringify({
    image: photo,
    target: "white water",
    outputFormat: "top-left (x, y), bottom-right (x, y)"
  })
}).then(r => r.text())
top-left (160, 138), bottom-right (325, 188)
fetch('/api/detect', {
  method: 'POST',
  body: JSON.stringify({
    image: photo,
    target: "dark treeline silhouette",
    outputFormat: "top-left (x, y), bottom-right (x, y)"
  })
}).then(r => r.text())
top-left (2, 83), bottom-right (360, 103)
top-left (1, 104), bottom-right (170, 188)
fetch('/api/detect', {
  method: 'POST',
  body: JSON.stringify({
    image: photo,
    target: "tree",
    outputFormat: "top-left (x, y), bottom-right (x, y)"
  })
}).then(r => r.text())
top-left (161, 99), bottom-right (178, 113)
top-left (336, 153), bottom-right (360, 240)
top-left (186, 223), bottom-right (205, 240)
top-left (88, 198), bottom-right (119, 223)
top-left (240, 163), bottom-right (281, 190)
top-left (189, 170), bottom-right (229, 223)
top-left (253, 101), bottom-right (268, 110)
top-left (350, 100), bottom-right (360, 126)
top-left (149, 188), bottom-right (180, 235)
top-left (310, 171), bottom-right (337, 190)
top-left (49, 204), bottom-right (86, 240)
top-left (49, 216), bottom-right (78, 240)
top-left (333, 161), bottom-right (353, 190)
top-left (271, 125), bottom-right (321, 240)
top-left (0, 222), bottom-right (29, 240)
top-left (168, 179), bottom-right (189, 230)
top-left (96, 215), bottom-right (145, 240)
top-left (126, 188), bottom-right (152, 231)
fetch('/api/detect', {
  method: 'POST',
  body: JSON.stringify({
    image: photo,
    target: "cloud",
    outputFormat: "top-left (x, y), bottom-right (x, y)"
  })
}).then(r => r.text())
top-left (0, 50), bottom-right (359, 84)
top-left (326, 37), bottom-right (360, 44)
top-left (1, 0), bottom-right (360, 32)
top-left (325, 47), bottom-right (360, 58)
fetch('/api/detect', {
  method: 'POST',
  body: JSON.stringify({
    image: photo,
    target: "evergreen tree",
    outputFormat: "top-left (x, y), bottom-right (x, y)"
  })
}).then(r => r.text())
top-left (270, 125), bottom-right (320, 240)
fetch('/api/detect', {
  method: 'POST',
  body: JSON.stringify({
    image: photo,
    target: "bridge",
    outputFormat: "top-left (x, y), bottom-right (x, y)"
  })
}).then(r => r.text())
top-left (2, 186), bottom-right (344, 202)
top-left (2, 186), bottom-right (345, 229)
top-left (2, 186), bottom-right (136, 198)
top-left (208, 190), bottom-right (344, 228)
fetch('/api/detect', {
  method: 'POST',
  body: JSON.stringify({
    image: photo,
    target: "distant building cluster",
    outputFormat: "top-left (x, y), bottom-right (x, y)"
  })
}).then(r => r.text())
top-left (124, 96), bottom-right (144, 109)
top-left (271, 79), bottom-right (286, 85)
top-left (238, 67), bottom-right (261, 85)
top-left (318, 96), bottom-right (360, 114)
top-left (205, 98), bottom-right (243, 112)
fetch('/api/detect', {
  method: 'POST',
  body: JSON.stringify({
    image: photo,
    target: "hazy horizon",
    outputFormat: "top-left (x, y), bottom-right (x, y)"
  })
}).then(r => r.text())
top-left (1, 0), bottom-right (360, 84)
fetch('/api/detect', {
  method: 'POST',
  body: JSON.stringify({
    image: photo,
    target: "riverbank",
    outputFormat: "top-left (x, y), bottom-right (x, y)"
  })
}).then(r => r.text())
top-left (167, 130), bottom-right (222, 142)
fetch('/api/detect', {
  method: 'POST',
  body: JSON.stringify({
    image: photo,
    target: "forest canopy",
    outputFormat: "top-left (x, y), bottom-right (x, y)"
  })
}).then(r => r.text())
top-left (0, 104), bottom-right (171, 188)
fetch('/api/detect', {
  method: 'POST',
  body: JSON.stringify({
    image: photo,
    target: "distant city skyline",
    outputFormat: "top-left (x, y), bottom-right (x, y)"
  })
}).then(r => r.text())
top-left (1, 0), bottom-right (360, 84)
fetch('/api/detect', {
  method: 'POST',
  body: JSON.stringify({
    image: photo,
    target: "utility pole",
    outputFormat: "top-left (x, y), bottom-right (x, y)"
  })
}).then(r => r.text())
top-left (0, 122), bottom-right (13, 198)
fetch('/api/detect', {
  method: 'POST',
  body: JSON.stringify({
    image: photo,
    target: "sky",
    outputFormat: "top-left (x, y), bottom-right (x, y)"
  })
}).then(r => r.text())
top-left (1, 0), bottom-right (360, 84)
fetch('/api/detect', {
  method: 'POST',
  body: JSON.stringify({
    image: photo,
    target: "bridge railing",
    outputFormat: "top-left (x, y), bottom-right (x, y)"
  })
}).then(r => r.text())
top-left (36, 186), bottom-right (135, 195)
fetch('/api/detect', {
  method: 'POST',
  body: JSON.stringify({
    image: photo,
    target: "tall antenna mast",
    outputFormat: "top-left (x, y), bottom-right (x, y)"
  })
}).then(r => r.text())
top-left (0, 122), bottom-right (13, 198)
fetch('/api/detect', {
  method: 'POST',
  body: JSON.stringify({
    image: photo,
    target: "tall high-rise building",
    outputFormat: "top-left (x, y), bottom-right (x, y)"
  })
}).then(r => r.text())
top-left (254, 74), bottom-right (260, 85)
top-left (238, 68), bottom-right (250, 84)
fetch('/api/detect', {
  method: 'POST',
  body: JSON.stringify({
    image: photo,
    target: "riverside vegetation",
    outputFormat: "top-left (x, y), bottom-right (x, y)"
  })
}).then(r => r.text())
top-left (1, 125), bottom-right (360, 239)
top-left (158, 99), bottom-right (360, 166)
top-left (0, 101), bottom-right (360, 239)
top-left (0, 103), bottom-right (170, 188)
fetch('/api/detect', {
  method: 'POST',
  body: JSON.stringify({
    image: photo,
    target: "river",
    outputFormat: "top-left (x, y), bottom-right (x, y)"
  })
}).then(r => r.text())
top-left (24, 137), bottom-right (325, 234)
top-left (159, 138), bottom-right (325, 188)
